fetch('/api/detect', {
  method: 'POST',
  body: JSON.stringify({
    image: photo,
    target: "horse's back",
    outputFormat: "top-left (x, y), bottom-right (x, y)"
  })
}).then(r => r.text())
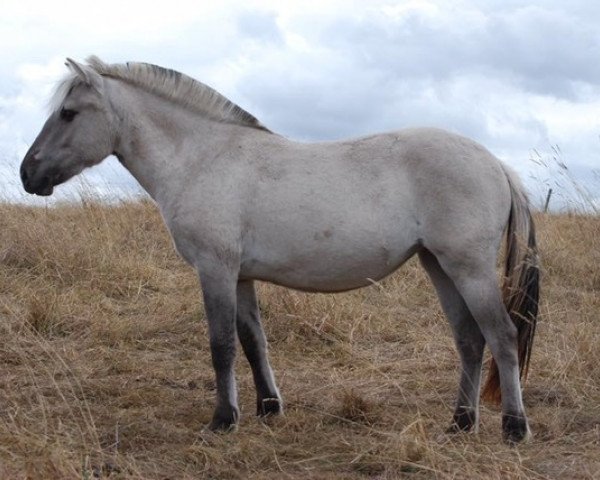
top-left (259, 127), bottom-right (512, 241)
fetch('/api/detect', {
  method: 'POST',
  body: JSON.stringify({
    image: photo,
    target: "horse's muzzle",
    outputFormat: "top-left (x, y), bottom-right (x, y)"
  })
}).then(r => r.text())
top-left (20, 157), bottom-right (55, 196)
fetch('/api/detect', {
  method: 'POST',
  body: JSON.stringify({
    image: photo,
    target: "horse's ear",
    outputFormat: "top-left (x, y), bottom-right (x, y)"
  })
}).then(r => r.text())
top-left (65, 58), bottom-right (103, 92)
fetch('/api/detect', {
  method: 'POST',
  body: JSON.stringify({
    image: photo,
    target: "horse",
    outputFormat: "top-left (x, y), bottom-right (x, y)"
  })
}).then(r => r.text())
top-left (20, 57), bottom-right (539, 443)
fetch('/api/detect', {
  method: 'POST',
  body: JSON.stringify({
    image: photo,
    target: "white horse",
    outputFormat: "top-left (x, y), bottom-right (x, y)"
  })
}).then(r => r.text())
top-left (20, 57), bottom-right (539, 443)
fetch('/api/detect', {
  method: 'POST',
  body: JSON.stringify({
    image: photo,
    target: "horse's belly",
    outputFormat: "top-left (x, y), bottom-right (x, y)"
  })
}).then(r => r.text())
top-left (240, 188), bottom-right (420, 291)
top-left (240, 240), bottom-right (419, 292)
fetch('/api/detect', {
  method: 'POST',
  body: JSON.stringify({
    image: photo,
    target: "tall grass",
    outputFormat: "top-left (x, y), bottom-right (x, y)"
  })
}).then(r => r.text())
top-left (529, 145), bottom-right (599, 214)
top-left (0, 198), bottom-right (599, 478)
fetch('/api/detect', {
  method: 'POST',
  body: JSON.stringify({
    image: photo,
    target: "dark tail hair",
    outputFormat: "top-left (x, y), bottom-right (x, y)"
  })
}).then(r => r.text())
top-left (481, 170), bottom-right (540, 404)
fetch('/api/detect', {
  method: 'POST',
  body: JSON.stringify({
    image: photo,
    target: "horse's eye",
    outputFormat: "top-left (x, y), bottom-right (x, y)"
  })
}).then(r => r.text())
top-left (60, 108), bottom-right (78, 122)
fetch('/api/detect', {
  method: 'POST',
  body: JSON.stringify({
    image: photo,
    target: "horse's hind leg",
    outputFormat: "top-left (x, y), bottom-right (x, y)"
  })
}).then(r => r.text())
top-left (432, 251), bottom-right (530, 443)
top-left (419, 250), bottom-right (485, 433)
top-left (236, 280), bottom-right (282, 417)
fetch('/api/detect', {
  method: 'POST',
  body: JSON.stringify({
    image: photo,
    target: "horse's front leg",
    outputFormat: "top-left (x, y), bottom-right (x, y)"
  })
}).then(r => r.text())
top-left (199, 267), bottom-right (240, 431)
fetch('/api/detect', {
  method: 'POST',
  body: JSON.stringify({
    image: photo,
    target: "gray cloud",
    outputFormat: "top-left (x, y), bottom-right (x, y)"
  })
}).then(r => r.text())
top-left (295, 5), bottom-right (600, 98)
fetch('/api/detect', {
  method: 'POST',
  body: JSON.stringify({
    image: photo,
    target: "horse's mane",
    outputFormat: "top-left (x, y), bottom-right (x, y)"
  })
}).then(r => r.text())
top-left (50, 56), bottom-right (270, 132)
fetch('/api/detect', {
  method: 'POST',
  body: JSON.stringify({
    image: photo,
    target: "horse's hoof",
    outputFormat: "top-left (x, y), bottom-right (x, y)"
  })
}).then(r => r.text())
top-left (257, 397), bottom-right (283, 417)
top-left (502, 414), bottom-right (531, 445)
top-left (447, 408), bottom-right (477, 433)
top-left (208, 405), bottom-right (239, 432)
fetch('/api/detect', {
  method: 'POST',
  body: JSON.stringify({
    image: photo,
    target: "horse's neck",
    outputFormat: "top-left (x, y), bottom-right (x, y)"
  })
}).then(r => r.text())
top-left (109, 81), bottom-right (228, 206)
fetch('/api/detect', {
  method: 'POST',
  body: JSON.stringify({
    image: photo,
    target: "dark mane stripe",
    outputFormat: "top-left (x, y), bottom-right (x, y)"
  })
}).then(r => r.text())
top-left (52, 56), bottom-right (270, 132)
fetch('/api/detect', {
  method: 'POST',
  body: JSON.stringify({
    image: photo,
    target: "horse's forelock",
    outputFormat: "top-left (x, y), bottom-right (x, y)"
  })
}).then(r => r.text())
top-left (48, 72), bottom-right (81, 114)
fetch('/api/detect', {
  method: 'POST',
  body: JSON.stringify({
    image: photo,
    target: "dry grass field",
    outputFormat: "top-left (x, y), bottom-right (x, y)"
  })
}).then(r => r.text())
top-left (0, 200), bottom-right (598, 479)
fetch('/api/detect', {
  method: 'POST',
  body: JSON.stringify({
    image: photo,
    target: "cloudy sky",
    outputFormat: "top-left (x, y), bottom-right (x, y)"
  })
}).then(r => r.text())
top-left (1, 0), bottom-right (599, 209)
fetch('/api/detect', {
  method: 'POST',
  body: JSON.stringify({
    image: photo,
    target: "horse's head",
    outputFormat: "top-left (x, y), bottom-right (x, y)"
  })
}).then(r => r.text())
top-left (20, 58), bottom-right (115, 196)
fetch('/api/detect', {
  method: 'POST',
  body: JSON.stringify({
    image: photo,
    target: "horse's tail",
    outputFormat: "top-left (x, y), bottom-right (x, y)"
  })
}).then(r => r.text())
top-left (481, 167), bottom-right (540, 404)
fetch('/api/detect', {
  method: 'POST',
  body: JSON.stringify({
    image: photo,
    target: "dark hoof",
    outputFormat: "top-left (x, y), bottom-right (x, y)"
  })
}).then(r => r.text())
top-left (446, 407), bottom-right (477, 433)
top-left (208, 405), bottom-right (239, 432)
top-left (257, 397), bottom-right (283, 417)
top-left (502, 414), bottom-right (531, 444)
